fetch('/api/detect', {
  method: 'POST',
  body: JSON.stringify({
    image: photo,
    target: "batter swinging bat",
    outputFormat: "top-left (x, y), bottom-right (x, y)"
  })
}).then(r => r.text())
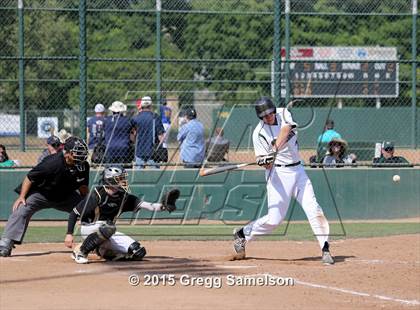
top-left (199, 162), bottom-right (256, 177)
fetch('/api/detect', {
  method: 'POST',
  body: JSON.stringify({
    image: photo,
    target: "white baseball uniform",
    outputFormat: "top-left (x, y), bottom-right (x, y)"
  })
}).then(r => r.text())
top-left (243, 108), bottom-right (330, 249)
top-left (81, 221), bottom-right (136, 256)
top-left (68, 186), bottom-right (164, 258)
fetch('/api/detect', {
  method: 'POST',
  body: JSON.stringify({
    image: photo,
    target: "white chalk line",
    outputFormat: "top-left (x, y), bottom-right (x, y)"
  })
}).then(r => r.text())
top-left (256, 273), bottom-right (420, 307)
top-left (253, 273), bottom-right (420, 306)
top-left (295, 279), bottom-right (420, 306)
top-left (348, 258), bottom-right (420, 265)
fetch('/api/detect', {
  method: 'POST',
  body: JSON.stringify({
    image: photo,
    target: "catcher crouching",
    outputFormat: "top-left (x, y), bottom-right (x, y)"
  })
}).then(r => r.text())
top-left (64, 166), bottom-right (179, 264)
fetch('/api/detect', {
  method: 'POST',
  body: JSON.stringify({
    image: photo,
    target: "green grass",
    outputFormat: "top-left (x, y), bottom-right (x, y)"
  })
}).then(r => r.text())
top-left (1, 222), bottom-right (419, 243)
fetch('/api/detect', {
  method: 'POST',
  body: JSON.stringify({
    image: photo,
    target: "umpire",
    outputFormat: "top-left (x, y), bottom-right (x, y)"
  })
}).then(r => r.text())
top-left (0, 136), bottom-right (90, 257)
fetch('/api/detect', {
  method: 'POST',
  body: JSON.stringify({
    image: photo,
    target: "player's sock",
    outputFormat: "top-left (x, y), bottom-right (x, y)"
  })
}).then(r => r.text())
top-left (308, 215), bottom-right (330, 249)
top-left (235, 228), bottom-right (245, 239)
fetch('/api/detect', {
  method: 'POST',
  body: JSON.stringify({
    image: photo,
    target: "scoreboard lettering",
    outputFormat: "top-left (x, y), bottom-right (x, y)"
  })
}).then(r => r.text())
top-left (277, 47), bottom-right (399, 98)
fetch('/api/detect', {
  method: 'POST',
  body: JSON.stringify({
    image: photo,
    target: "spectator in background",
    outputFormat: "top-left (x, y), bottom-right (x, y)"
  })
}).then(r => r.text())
top-left (38, 135), bottom-right (62, 163)
top-left (87, 103), bottom-right (106, 150)
top-left (178, 109), bottom-right (188, 128)
top-left (206, 127), bottom-right (229, 162)
top-left (159, 98), bottom-right (172, 160)
top-left (322, 138), bottom-right (357, 167)
top-left (0, 145), bottom-right (16, 168)
top-left (131, 96), bottom-right (165, 169)
top-left (57, 129), bottom-right (72, 144)
top-left (372, 141), bottom-right (410, 167)
top-left (103, 101), bottom-right (134, 164)
top-left (160, 98), bottom-right (172, 128)
top-left (177, 107), bottom-right (205, 168)
top-left (317, 119), bottom-right (342, 144)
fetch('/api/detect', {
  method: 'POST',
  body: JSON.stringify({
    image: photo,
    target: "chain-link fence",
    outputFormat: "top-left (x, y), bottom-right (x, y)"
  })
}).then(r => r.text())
top-left (0, 0), bottom-right (418, 168)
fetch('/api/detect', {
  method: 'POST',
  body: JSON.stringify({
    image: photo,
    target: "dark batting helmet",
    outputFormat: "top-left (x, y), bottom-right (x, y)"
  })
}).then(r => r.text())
top-left (102, 166), bottom-right (130, 192)
top-left (64, 136), bottom-right (88, 171)
top-left (254, 97), bottom-right (276, 119)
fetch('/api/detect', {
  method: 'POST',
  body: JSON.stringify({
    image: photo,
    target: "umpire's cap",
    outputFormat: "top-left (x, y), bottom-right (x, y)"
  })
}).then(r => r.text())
top-left (255, 97), bottom-right (276, 119)
top-left (47, 135), bottom-right (61, 149)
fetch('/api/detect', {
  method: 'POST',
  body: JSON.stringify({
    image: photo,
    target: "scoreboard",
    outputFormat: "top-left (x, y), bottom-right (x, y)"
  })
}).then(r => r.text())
top-left (275, 47), bottom-right (399, 98)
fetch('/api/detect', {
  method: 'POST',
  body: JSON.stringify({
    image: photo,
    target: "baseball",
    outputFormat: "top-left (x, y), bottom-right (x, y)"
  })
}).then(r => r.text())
top-left (392, 175), bottom-right (400, 183)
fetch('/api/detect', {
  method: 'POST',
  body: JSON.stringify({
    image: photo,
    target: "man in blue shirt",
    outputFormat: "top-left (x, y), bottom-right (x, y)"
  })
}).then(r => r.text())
top-left (87, 103), bottom-right (106, 150)
top-left (177, 107), bottom-right (205, 168)
top-left (103, 101), bottom-right (134, 164)
top-left (131, 97), bottom-right (164, 169)
top-left (317, 119), bottom-right (342, 144)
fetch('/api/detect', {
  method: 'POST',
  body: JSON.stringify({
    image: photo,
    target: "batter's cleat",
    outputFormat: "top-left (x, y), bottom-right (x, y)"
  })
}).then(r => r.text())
top-left (71, 251), bottom-right (89, 264)
top-left (233, 228), bottom-right (246, 259)
top-left (0, 238), bottom-right (14, 257)
top-left (321, 241), bottom-right (334, 265)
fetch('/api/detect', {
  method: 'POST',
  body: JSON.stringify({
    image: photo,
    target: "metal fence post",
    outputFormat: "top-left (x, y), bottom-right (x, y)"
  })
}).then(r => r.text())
top-left (285, 0), bottom-right (291, 106)
top-left (18, 0), bottom-right (25, 151)
top-left (412, 0), bottom-right (418, 149)
top-left (156, 0), bottom-right (162, 109)
top-left (273, 0), bottom-right (281, 105)
top-left (79, 0), bottom-right (87, 140)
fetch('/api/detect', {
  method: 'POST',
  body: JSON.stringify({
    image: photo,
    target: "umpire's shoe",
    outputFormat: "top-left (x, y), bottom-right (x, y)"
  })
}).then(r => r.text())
top-left (321, 241), bottom-right (334, 265)
top-left (0, 238), bottom-right (14, 257)
top-left (233, 228), bottom-right (246, 260)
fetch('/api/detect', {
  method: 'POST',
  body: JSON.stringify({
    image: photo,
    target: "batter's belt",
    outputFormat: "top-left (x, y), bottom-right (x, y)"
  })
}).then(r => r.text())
top-left (274, 162), bottom-right (300, 168)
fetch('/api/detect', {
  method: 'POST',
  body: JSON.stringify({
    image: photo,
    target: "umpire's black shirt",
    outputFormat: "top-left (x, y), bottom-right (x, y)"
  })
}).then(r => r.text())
top-left (15, 152), bottom-right (89, 201)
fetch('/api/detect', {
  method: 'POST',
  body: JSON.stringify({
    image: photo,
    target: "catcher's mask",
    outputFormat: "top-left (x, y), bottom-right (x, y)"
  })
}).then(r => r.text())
top-left (254, 97), bottom-right (276, 120)
top-left (102, 166), bottom-right (130, 193)
top-left (64, 136), bottom-right (88, 171)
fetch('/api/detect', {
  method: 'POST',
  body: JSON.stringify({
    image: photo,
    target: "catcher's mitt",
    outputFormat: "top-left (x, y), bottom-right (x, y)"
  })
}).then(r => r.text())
top-left (161, 189), bottom-right (180, 213)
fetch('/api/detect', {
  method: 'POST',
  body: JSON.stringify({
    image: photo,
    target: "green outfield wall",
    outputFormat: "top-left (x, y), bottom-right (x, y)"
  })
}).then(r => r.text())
top-left (0, 168), bottom-right (418, 222)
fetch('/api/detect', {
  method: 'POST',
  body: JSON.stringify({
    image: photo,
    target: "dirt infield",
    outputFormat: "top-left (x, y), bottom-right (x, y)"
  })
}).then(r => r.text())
top-left (1, 235), bottom-right (419, 310)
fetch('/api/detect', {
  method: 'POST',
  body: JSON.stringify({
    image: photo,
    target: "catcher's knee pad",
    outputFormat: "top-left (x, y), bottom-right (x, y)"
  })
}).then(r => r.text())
top-left (98, 223), bottom-right (116, 240)
top-left (128, 242), bottom-right (146, 260)
top-left (80, 232), bottom-right (106, 255)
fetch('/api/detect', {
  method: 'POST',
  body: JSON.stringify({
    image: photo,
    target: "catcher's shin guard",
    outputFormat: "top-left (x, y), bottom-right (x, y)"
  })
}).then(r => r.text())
top-left (98, 223), bottom-right (116, 239)
top-left (80, 232), bottom-right (106, 255)
top-left (127, 242), bottom-right (147, 261)
top-left (80, 223), bottom-right (116, 255)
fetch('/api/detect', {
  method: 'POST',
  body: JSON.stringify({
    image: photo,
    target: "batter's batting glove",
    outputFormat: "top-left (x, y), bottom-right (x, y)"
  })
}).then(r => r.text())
top-left (256, 152), bottom-right (275, 166)
top-left (161, 189), bottom-right (180, 213)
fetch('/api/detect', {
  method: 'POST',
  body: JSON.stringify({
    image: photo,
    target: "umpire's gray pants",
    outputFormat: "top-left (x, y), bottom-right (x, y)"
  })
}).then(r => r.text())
top-left (2, 192), bottom-right (82, 244)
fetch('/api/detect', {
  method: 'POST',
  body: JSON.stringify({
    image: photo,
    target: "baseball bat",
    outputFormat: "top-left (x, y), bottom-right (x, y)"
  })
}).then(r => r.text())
top-left (199, 162), bottom-right (256, 177)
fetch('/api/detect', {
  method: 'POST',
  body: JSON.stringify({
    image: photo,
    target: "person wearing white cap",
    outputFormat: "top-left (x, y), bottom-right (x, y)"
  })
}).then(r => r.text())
top-left (87, 103), bottom-right (106, 150)
top-left (103, 101), bottom-right (134, 164)
top-left (131, 96), bottom-right (165, 169)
